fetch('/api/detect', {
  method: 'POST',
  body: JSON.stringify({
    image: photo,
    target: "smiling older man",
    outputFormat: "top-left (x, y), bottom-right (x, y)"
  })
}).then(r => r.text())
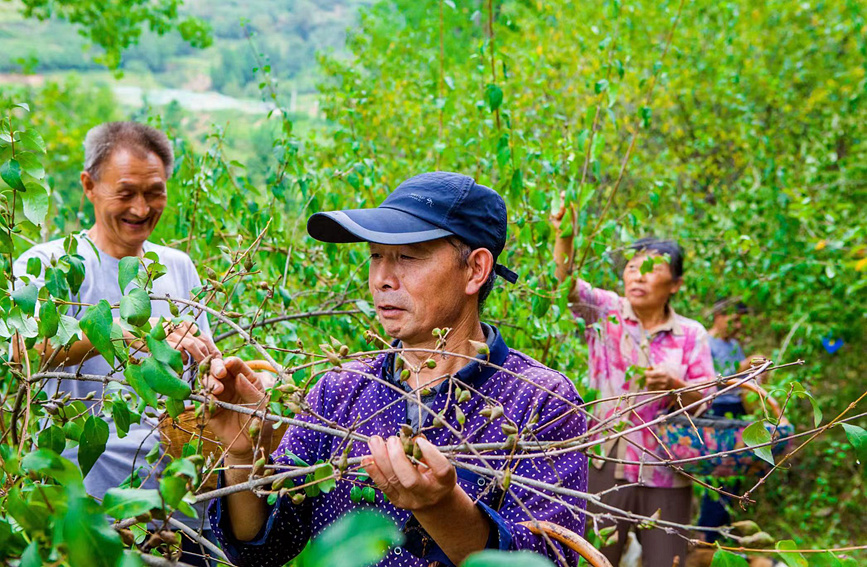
top-left (203, 172), bottom-right (588, 567)
top-left (12, 121), bottom-right (218, 565)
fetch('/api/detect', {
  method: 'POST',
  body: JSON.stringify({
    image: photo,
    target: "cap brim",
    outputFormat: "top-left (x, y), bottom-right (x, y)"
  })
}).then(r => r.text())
top-left (307, 208), bottom-right (453, 245)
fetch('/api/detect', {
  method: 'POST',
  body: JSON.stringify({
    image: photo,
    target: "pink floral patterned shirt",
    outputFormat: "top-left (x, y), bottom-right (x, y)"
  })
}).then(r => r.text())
top-left (572, 279), bottom-right (715, 488)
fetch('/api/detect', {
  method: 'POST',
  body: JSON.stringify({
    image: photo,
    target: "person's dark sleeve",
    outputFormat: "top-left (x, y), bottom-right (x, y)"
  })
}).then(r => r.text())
top-left (207, 380), bottom-right (326, 567)
top-left (403, 380), bottom-right (589, 566)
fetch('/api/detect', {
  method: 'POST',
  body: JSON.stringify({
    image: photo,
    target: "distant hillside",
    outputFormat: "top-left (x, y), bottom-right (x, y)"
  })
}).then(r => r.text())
top-left (0, 0), bottom-right (370, 96)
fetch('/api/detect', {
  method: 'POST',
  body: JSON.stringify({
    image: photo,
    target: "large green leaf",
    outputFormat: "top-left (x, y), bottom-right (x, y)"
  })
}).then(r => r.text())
top-left (298, 510), bottom-right (403, 567)
top-left (103, 488), bottom-right (163, 520)
top-left (841, 424), bottom-right (866, 471)
top-left (118, 256), bottom-right (140, 293)
top-left (112, 400), bottom-right (131, 438)
top-left (37, 425), bottom-right (66, 454)
top-left (19, 130), bottom-right (45, 154)
top-left (461, 551), bottom-right (555, 567)
top-left (21, 449), bottom-right (81, 485)
top-left (60, 485), bottom-right (123, 567)
top-left (80, 299), bottom-right (116, 365)
top-left (22, 183), bottom-right (48, 225)
top-left (146, 334), bottom-right (183, 373)
top-left (53, 314), bottom-right (82, 347)
top-left (709, 549), bottom-right (749, 567)
top-left (11, 283), bottom-right (38, 316)
top-left (743, 421), bottom-right (774, 466)
top-left (120, 287), bottom-right (151, 327)
top-left (18, 540), bottom-right (42, 567)
top-left (775, 540), bottom-right (807, 567)
top-left (141, 355), bottom-right (191, 400)
top-left (809, 552), bottom-right (843, 567)
top-left (1, 158), bottom-right (25, 190)
top-left (78, 415), bottom-right (109, 478)
top-left (125, 363), bottom-right (158, 409)
top-left (38, 299), bottom-right (59, 338)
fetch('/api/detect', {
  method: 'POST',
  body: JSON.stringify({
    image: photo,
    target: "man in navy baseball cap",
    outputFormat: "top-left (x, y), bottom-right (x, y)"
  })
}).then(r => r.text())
top-left (203, 172), bottom-right (588, 567)
top-left (307, 171), bottom-right (519, 284)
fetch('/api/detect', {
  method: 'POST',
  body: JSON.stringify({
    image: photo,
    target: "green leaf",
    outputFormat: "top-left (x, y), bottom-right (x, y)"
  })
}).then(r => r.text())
top-left (485, 84), bottom-right (503, 112)
top-left (165, 397), bottom-right (185, 419)
top-left (300, 510), bottom-right (403, 567)
top-left (595, 79), bottom-right (609, 94)
top-left (21, 449), bottom-right (81, 484)
top-left (125, 364), bottom-right (158, 409)
top-left (80, 299), bottom-right (116, 365)
top-left (38, 299), bottom-right (59, 338)
top-left (45, 266), bottom-right (70, 299)
top-left (112, 400), bottom-right (131, 438)
top-left (60, 485), bottom-right (123, 567)
top-left (841, 423), bottom-right (867, 468)
top-left (118, 256), bottom-right (140, 293)
top-left (21, 184), bottom-right (48, 225)
top-left (120, 287), bottom-right (151, 327)
top-left (362, 486), bottom-right (376, 504)
top-left (461, 550), bottom-right (556, 567)
top-left (350, 485), bottom-right (362, 503)
top-left (809, 552), bottom-right (843, 567)
top-left (79, 415), bottom-right (109, 477)
top-left (38, 424), bottom-right (66, 454)
top-left (1, 159), bottom-right (25, 190)
top-left (19, 540), bottom-right (42, 567)
top-left (709, 549), bottom-right (749, 567)
top-left (53, 314), bottom-right (82, 347)
top-left (640, 106), bottom-right (652, 128)
top-left (313, 462), bottom-right (337, 494)
top-left (146, 334), bottom-right (183, 373)
top-left (145, 441), bottom-right (161, 465)
top-left (775, 540), bottom-right (807, 567)
top-left (12, 283), bottom-right (38, 316)
top-left (789, 382), bottom-right (822, 426)
top-left (743, 421), bottom-right (775, 465)
top-left (17, 152), bottom-right (44, 178)
top-left (142, 356), bottom-right (191, 400)
top-left (159, 475), bottom-right (189, 508)
top-left (103, 488), bottom-right (162, 519)
top-left (26, 256), bottom-right (41, 277)
top-left (64, 255), bottom-right (86, 294)
top-left (19, 130), bottom-right (46, 154)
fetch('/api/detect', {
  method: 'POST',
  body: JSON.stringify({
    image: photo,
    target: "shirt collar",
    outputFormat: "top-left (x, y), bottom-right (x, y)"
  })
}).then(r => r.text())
top-left (621, 299), bottom-right (684, 336)
top-left (383, 323), bottom-right (509, 388)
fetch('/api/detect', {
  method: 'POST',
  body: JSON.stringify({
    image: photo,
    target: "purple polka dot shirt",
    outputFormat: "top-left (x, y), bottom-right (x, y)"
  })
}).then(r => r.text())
top-left (209, 326), bottom-right (588, 566)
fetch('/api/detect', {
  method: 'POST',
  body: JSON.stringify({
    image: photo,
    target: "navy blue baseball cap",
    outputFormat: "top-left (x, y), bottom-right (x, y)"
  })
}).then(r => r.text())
top-left (307, 172), bottom-right (518, 283)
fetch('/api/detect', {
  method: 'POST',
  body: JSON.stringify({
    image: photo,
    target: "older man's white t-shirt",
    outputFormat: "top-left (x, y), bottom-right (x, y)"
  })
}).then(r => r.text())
top-left (13, 232), bottom-right (210, 527)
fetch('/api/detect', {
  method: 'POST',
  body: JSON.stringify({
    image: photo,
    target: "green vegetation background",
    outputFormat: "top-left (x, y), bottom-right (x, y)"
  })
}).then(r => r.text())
top-left (0, 0), bottom-right (864, 563)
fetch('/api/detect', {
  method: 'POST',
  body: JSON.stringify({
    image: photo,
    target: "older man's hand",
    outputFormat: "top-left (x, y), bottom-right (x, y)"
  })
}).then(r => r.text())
top-left (363, 435), bottom-right (458, 512)
top-left (164, 321), bottom-right (220, 364)
top-left (201, 356), bottom-right (273, 458)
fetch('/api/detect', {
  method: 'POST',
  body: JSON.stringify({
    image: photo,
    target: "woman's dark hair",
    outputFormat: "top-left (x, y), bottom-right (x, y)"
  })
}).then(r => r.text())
top-left (630, 237), bottom-right (684, 279)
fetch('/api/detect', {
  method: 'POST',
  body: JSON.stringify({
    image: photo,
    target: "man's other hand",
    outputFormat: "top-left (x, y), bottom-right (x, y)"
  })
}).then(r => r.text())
top-left (202, 356), bottom-right (272, 458)
top-left (165, 321), bottom-right (220, 363)
top-left (364, 436), bottom-right (458, 512)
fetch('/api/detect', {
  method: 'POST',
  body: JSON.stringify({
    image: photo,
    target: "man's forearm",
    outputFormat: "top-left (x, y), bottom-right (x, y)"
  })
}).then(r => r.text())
top-left (413, 485), bottom-right (491, 565)
top-left (223, 452), bottom-right (271, 541)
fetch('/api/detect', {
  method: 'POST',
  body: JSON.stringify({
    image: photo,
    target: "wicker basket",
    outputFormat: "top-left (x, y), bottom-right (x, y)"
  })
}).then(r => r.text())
top-left (658, 381), bottom-right (794, 477)
top-left (158, 360), bottom-right (286, 491)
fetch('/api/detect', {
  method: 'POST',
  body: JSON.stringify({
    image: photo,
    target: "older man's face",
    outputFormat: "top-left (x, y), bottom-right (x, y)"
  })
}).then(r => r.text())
top-left (83, 149), bottom-right (167, 253)
top-left (368, 239), bottom-right (472, 345)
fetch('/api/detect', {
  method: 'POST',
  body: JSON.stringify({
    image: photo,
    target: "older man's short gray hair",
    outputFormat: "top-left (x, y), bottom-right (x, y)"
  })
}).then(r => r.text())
top-left (83, 122), bottom-right (174, 180)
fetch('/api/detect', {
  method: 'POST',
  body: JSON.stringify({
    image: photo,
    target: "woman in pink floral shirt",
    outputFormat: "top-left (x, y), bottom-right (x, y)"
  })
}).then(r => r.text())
top-left (554, 236), bottom-right (715, 567)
